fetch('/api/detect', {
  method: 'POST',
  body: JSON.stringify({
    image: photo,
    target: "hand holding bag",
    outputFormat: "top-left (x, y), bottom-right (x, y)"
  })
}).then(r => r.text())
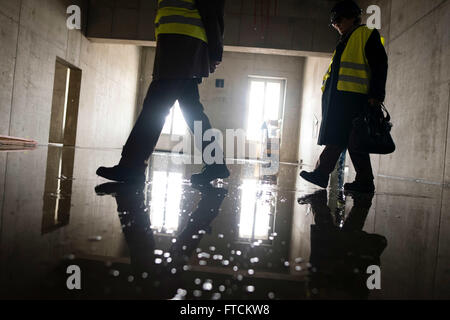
top-left (349, 103), bottom-right (396, 154)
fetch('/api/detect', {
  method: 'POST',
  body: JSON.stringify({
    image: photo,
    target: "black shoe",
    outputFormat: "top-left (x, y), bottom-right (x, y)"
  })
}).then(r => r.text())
top-left (96, 165), bottom-right (145, 183)
top-left (299, 170), bottom-right (329, 189)
top-left (191, 164), bottom-right (230, 185)
top-left (344, 180), bottom-right (375, 193)
top-left (297, 190), bottom-right (327, 205)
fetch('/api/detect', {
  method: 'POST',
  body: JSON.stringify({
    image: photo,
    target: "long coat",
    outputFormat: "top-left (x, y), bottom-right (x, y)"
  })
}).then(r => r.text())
top-left (318, 26), bottom-right (388, 147)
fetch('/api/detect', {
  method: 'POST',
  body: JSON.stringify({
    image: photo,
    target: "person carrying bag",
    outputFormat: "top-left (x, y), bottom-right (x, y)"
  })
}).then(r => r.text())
top-left (299, 0), bottom-right (390, 193)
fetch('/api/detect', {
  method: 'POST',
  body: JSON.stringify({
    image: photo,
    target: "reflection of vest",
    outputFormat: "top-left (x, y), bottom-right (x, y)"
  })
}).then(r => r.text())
top-left (322, 26), bottom-right (385, 94)
top-left (155, 0), bottom-right (208, 43)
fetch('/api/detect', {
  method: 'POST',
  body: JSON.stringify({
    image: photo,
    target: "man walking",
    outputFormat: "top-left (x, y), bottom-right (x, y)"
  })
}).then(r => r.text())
top-left (300, 0), bottom-right (388, 193)
top-left (97, 0), bottom-right (229, 184)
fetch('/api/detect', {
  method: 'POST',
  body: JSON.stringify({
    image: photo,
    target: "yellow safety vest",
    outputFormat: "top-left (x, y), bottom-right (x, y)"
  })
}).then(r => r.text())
top-left (322, 26), bottom-right (385, 94)
top-left (155, 0), bottom-right (208, 43)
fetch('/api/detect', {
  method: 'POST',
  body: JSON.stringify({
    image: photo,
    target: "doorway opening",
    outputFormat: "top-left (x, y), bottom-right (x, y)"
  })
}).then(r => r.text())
top-left (48, 58), bottom-right (82, 146)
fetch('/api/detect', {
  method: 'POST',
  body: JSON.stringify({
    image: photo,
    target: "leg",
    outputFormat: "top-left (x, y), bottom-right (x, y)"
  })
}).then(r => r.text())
top-left (300, 145), bottom-right (344, 188)
top-left (344, 150), bottom-right (375, 193)
top-left (315, 145), bottom-right (345, 176)
top-left (177, 80), bottom-right (217, 160)
top-left (348, 150), bottom-right (374, 182)
top-left (178, 80), bottom-right (229, 184)
top-left (96, 79), bottom-right (180, 182)
top-left (121, 79), bottom-right (180, 168)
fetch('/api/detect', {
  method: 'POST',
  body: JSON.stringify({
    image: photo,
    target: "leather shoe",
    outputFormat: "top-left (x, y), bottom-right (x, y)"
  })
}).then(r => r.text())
top-left (299, 170), bottom-right (329, 189)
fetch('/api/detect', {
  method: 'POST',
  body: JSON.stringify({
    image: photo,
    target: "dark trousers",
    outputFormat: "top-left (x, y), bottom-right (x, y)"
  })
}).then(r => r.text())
top-left (120, 79), bottom-right (215, 168)
top-left (315, 145), bottom-right (374, 182)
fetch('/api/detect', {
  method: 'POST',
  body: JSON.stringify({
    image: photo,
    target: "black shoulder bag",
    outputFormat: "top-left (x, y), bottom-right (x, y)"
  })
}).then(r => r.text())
top-left (349, 103), bottom-right (396, 154)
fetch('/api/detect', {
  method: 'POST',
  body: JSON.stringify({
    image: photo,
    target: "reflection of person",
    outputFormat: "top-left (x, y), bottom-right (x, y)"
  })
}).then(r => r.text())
top-left (298, 190), bottom-right (387, 299)
top-left (95, 183), bottom-right (156, 275)
top-left (169, 185), bottom-right (228, 268)
top-left (300, 0), bottom-right (388, 193)
top-left (96, 0), bottom-right (229, 185)
top-left (95, 182), bottom-right (227, 299)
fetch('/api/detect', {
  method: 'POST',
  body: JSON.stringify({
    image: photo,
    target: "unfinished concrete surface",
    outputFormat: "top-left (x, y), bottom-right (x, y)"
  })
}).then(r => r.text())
top-left (297, 56), bottom-right (331, 168)
top-left (353, 0), bottom-right (450, 185)
top-left (0, 147), bottom-right (449, 299)
top-left (86, 0), bottom-right (339, 54)
top-left (0, 0), bottom-right (141, 148)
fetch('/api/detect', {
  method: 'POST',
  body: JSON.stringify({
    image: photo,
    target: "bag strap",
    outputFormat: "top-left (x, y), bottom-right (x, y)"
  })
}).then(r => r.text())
top-left (381, 103), bottom-right (391, 122)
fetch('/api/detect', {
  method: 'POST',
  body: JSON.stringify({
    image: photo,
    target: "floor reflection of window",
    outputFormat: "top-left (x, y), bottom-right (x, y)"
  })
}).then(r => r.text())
top-left (150, 171), bottom-right (182, 234)
top-left (239, 180), bottom-right (275, 242)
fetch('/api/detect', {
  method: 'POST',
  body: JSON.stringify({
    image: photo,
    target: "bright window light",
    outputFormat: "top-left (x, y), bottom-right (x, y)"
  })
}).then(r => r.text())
top-left (150, 171), bottom-right (182, 233)
top-left (265, 82), bottom-right (281, 121)
top-left (254, 197), bottom-right (271, 240)
top-left (162, 101), bottom-right (187, 136)
top-left (239, 180), bottom-right (258, 239)
top-left (247, 81), bottom-right (265, 141)
top-left (246, 79), bottom-right (283, 141)
top-left (238, 179), bottom-right (275, 241)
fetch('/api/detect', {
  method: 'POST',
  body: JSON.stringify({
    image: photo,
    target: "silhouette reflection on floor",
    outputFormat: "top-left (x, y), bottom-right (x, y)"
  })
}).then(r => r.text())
top-left (298, 190), bottom-right (387, 299)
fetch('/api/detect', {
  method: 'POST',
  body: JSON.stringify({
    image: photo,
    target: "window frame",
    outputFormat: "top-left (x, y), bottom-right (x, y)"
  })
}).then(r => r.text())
top-left (245, 76), bottom-right (287, 142)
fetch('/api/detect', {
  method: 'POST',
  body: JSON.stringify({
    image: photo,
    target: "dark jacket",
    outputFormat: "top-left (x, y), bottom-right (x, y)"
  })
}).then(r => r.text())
top-left (152, 0), bottom-right (225, 80)
top-left (318, 26), bottom-right (388, 147)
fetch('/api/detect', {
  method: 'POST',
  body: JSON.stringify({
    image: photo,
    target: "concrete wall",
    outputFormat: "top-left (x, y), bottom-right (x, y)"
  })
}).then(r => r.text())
top-left (224, 0), bottom-right (338, 53)
top-left (86, 0), bottom-right (339, 54)
top-left (354, 0), bottom-right (450, 185)
top-left (297, 56), bottom-right (330, 169)
top-left (0, 0), bottom-right (142, 149)
top-left (135, 46), bottom-right (155, 120)
top-left (137, 48), bottom-right (305, 163)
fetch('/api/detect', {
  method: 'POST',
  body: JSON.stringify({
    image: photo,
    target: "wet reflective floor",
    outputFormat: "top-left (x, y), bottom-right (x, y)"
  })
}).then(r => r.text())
top-left (0, 146), bottom-right (449, 300)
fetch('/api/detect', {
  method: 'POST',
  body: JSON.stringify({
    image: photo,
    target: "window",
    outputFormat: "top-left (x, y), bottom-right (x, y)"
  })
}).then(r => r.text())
top-left (246, 78), bottom-right (285, 141)
top-left (161, 101), bottom-right (188, 136)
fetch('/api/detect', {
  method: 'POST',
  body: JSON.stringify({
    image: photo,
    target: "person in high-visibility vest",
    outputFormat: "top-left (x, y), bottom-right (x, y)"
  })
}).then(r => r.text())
top-left (300, 0), bottom-right (388, 193)
top-left (97, 0), bottom-right (229, 184)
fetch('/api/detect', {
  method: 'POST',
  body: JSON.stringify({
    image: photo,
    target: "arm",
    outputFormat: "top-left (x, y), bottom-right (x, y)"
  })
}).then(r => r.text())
top-left (196, 0), bottom-right (225, 68)
top-left (365, 29), bottom-right (388, 104)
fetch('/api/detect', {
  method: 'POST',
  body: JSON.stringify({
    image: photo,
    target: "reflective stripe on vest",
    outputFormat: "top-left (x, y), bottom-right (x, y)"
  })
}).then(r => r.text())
top-left (155, 0), bottom-right (208, 43)
top-left (321, 26), bottom-right (384, 94)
